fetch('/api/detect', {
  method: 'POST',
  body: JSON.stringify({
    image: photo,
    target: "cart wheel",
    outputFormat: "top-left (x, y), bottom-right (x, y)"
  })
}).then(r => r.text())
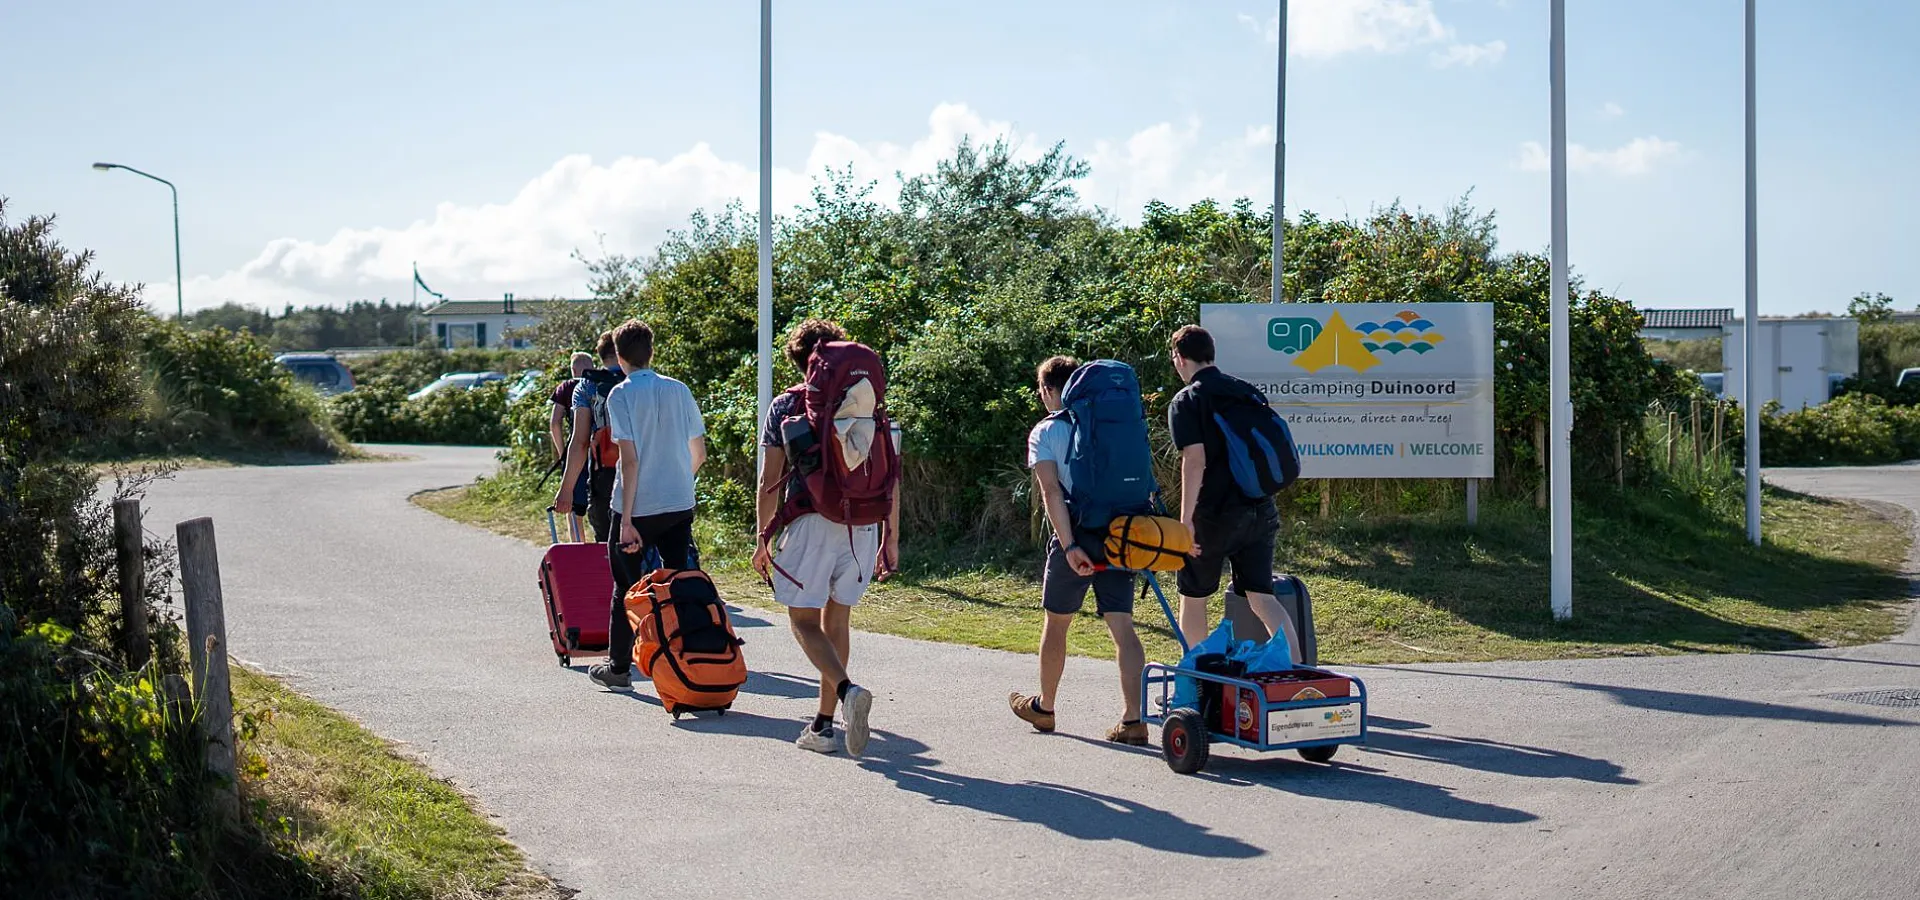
top-left (1162, 708), bottom-right (1211, 775)
top-left (1297, 744), bottom-right (1338, 763)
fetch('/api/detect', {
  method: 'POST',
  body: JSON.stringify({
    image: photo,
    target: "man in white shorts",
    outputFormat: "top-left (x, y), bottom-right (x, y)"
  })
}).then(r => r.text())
top-left (753, 319), bottom-right (897, 756)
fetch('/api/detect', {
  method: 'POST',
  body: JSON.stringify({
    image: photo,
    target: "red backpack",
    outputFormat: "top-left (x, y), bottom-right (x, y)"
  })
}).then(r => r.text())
top-left (761, 341), bottom-right (900, 539)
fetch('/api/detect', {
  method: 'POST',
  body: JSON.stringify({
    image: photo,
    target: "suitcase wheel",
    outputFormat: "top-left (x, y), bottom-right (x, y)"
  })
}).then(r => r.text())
top-left (557, 653), bottom-right (570, 667)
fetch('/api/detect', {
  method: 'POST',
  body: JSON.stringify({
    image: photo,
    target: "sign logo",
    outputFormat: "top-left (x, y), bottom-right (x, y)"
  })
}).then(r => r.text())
top-left (1322, 708), bottom-right (1355, 725)
top-left (1236, 697), bottom-right (1255, 733)
top-left (1290, 687), bottom-right (1326, 701)
top-left (1271, 309), bottom-right (1447, 374)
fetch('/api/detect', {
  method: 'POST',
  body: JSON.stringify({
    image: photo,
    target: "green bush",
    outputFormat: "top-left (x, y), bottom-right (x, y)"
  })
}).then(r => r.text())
top-left (345, 347), bottom-right (537, 393)
top-left (136, 321), bottom-right (343, 455)
top-left (330, 381), bottom-right (511, 446)
top-left (1759, 394), bottom-right (1920, 466)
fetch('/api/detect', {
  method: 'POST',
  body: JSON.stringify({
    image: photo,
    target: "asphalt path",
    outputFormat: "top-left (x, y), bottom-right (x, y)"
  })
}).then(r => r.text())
top-left (138, 448), bottom-right (1920, 900)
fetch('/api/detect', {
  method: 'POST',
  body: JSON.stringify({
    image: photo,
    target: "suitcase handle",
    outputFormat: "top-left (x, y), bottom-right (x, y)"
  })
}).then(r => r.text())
top-left (545, 506), bottom-right (585, 544)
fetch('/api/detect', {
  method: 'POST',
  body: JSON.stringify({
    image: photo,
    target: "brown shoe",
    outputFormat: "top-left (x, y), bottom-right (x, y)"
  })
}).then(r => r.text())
top-left (1009, 692), bottom-right (1056, 733)
top-left (1105, 720), bottom-right (1150, 746)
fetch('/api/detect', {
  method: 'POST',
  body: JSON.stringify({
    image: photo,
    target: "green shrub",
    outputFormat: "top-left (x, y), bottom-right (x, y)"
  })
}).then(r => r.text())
top-left (1758, 394), bottom-right (1920, 466)
top-left (136, 321), bottom-right (343, 455)
top-left (329, 381), bottom-right (511, 446)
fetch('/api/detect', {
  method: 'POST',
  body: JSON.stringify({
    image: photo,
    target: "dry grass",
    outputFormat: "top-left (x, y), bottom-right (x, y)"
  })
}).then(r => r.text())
top-left (232, 667), bottom-right (567, 900)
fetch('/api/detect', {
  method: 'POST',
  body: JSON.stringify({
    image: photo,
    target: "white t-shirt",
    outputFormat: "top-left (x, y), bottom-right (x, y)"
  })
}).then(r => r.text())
top-left (1026, 415), bottom-right (1074, 495)
top-left (605, 369), bottom-right (706, 517)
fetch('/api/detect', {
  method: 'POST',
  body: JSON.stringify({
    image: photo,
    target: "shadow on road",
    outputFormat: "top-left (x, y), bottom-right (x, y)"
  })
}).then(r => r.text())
top-left (858, 733), bottom-right (1264, 859)
top-left (1388, 668), bottom-right (1920, 728)
top-left (1358, 717), bottom-right (1637, 785)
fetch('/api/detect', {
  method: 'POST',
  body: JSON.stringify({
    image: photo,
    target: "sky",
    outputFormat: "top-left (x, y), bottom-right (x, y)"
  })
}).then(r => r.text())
top-left (2, 0), bottom-right (1915, 317)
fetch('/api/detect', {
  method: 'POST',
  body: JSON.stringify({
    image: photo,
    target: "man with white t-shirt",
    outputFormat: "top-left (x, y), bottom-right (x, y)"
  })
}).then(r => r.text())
top-left (1007, 355), bottom-right (1149, 745)
top-left (586, 319), bottom-right (708, 692)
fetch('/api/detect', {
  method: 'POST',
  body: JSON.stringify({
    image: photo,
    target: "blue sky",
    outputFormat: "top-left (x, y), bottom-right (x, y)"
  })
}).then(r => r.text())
top-left (3, 0), bottom-right (1914, 316)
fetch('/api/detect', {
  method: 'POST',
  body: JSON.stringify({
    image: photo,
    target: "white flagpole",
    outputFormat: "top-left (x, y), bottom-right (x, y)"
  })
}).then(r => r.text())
top-left (1744, 0), bottom-right (1762, 545)
top-left (1548, 0), bottom-right (1572, 620)
top-left (1272, 0), bottom-right (1287, 304)
top-left (757, 0), bottom-right (775, 478)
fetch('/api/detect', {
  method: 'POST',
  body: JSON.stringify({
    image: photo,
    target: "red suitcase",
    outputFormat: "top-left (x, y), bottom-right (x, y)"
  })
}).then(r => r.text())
top-left (538, 508), bottom-right (613, 666)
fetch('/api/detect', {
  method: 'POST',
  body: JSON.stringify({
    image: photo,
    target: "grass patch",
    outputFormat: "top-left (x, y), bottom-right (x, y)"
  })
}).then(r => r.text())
top-left (416, 472), bottom-right (1913, 666)
top-left (232, 667), bottom-right (563, 900)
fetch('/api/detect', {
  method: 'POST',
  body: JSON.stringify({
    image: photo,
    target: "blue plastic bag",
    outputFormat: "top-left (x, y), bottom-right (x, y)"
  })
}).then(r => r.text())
top-left (1170, 620), bottom-right (1237, 709)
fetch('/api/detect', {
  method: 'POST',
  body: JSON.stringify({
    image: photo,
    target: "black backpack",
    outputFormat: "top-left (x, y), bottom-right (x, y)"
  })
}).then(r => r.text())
top-left (1201, 377), bottom-right (1301, 499)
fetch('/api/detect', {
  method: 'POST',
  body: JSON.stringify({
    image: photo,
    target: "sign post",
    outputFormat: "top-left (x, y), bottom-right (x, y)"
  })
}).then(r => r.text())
top-left (1200, 303), bottom-right (1495, 481)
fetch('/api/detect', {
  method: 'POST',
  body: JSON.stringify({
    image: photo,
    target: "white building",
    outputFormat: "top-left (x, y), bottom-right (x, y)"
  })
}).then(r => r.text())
top-left (1722, 317), bottom-right (1859, 411)
top-left (420, 297), bottom-right (592, 349)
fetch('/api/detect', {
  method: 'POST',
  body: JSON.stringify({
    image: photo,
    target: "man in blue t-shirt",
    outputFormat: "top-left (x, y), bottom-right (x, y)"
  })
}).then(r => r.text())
top-left (1007, 355), bottom-right (1149, 746)
top-left (584, 319), bottom-right (707, 692)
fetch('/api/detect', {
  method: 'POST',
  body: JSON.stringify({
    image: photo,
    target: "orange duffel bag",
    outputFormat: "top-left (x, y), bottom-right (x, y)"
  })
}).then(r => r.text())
top-left (1104, 514), bottom-right (1193, 571)
top-left (626, 568), bottom-right (747, 716)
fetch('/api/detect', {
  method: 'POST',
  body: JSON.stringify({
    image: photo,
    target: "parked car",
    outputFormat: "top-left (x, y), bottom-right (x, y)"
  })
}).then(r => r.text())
top-left (1697, 372), bottom-right (1724, 398)
top-left (1898, 368), bottom-right (1920, 389)
top-left (505, 368), bottom-right (544, 404)
top-left (408, 371), bottom-right (506, 401)
top-left (274, 353), bottom-right (355, 396)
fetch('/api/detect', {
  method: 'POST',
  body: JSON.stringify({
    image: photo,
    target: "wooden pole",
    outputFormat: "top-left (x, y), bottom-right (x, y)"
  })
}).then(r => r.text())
top-left (1319, 479), bottom-right (1331, 519)
top-left (1466, 479), bottom-right (1479, 526)
top-left (1534, 419), bottom-right (1547, 509)
top-left (113, 499), bottom-right (150, 669)
top-left (1691, 399), bottom-right (1703, 468)
top-left (177, 517), bottom-right (238, 816)
top-left (1613, 425), bottom-right (1624, 488)
top-left (1714, 402), bottom-right (1726, 460)
top-left (1666, 411), bottom-right (1678, 469)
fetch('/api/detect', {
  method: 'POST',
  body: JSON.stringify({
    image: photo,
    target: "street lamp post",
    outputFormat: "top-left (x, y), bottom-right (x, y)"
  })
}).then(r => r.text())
top-left (92, 162), bottom-right (183, 319)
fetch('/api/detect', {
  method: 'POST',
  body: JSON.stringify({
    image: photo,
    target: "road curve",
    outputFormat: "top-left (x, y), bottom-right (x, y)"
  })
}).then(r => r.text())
top-left (137, 447), bottom-right (1920, 900)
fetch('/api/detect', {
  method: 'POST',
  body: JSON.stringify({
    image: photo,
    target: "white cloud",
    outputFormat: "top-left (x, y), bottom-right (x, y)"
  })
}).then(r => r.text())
top-left (1600, 101), bottom-right (1625, 118)
top-left (1432, 39), bottom-right (1507, 68)
top-left (1241, 0), bottom-right (1496, 61)
top-left (1517, 136), bottom-right (1684, 176)
top-left (157, 104), bottom-right (1271, 312)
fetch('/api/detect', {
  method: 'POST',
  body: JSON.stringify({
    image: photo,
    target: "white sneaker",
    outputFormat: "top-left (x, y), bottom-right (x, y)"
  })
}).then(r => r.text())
top-left (795, 724), bottom-right (841, 754)
top-left (841, 684), bottom-right (874, 757)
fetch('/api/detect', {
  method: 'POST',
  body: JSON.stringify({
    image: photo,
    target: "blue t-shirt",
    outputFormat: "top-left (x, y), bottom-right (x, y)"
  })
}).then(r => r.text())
top-left (605, 369), bottom-right (706, 517)
top-left (1027, 415), bottom-right (1074, 495)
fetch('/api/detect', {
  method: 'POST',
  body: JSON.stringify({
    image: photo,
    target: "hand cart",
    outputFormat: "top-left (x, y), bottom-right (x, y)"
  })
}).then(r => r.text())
top-left (1130, 569), bottom-right (1369, 774)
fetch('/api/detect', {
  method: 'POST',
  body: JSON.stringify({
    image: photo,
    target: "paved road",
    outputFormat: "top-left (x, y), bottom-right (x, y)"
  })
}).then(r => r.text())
top-left (140, 449), bottom-right (1920, 900)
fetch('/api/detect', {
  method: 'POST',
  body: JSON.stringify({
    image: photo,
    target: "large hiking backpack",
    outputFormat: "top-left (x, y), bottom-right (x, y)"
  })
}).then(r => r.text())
top-left (761, 341), bottom-right (900, 538)
top-left (1054, 360), bottom-right (1158, 529)
top-left (580, 367), bottom-right (624, 470)
top-left (1201, 377), bottom-right (1300, 499)
top-left (627, 568), bottom-right (746, 716)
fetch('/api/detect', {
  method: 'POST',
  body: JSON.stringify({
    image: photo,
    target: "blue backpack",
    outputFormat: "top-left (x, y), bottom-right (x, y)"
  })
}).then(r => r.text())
top-left (1202, 377), bottom-right (1300, 499)
top-left (1053, 360), bottom-right (1158, 529)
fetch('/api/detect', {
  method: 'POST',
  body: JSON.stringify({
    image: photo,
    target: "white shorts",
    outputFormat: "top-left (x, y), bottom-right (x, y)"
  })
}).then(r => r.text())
top-left (770, 513), bottom-right (881, 609)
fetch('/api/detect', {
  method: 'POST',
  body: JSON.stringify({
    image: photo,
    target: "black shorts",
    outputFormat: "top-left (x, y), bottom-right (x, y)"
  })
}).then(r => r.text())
top-left (1176, 501), bottom-right (1280, 599)
top-left (1042, 530), bottom-right (1134, 617)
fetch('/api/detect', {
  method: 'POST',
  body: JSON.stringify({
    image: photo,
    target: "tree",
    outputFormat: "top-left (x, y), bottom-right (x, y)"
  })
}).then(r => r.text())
top-left (1848, 291), bottom-right (1895, 325)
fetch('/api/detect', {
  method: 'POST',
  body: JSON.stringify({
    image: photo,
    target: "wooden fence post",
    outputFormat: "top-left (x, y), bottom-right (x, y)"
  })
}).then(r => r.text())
top-left (177, 517), bottom-right (238, 817)
top-left (1319, 480), bottom-right (1332, 519)
top-left (114, 499), bottom-right (150, 669)
top-left (1666, 412), bottom-right (1678, 469)
top-left (1613, 425), bottom-right (1625, 488)
top-left (1713, 403), bottom-right (1725, 459)
top-left (1534, 420), bottom-right (1547, 509)
top-left (1691, 400), bottom-right (1703, 468)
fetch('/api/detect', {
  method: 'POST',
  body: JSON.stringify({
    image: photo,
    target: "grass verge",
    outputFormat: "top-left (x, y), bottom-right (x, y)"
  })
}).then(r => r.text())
top-left (414, 474), bottom-right (1912, 666)
top-left (232, 667), bottom-right (564, 900)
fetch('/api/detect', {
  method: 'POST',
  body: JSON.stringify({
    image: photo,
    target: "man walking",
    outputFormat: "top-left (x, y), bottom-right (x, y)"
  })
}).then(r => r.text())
top-left (752, 319), bottom-right (897, 756)
top-left (555, 334), bottom-right (622, 542)
top-left (1166, 325), bottom-right (1301, 657)
top-left (585, 320), bottom-right (707, 692)
top-left (548, 351), bottom-right (594, 536)
top-left (1008, 356), bottom-right (1149, 745)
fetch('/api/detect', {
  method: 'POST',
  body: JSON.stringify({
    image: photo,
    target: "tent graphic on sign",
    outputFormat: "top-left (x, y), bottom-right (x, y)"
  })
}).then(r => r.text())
top-left (1291, 312), bottom-right (1380, 374)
